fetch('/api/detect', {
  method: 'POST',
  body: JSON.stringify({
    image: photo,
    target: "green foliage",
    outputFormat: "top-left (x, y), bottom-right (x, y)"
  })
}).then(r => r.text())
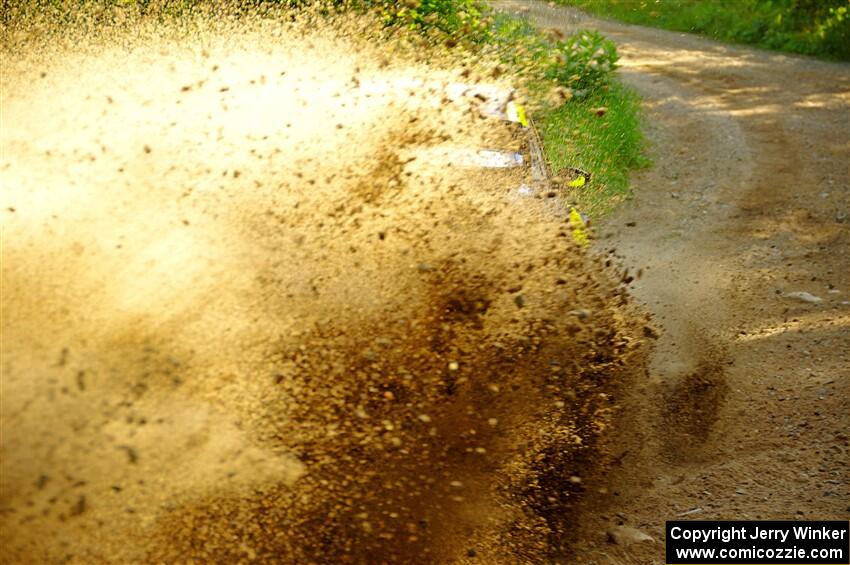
top-left (273, 0), bottom-right (492, 41)
top-left (375, 0), bottom-right (491, 41)
top-left (545, 30), bottom-right (619, 94)
top-left (554, 0), bottom-right (850, 60)
top-left (491, 15), bottom-right (620, 96)
top-left (489, 16), bottom-right (551, 76)
top-left (812, 3), bottom-right (850, 59)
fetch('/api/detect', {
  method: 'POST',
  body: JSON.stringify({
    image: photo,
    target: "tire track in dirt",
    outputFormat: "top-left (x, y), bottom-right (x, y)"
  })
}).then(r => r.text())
top-left (495, 1), bottom-right (850, 562)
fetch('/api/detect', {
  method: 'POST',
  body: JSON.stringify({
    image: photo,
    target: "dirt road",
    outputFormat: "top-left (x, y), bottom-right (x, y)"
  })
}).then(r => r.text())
top-left (495, 1), bottom-right (850, 562)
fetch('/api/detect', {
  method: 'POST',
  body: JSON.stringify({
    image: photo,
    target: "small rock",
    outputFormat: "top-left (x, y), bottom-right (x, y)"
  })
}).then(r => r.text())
top-left (568, 309), bottom-right (591, 321)
top-left (677, 507), bottom-right (703, 516)
top-left (69, 495), bottom-right (87, 517)
top-left (35, 474), bottom-right (50, 489)
top-left (643, 325), bottom-right (660, 339)
top-left (117, 445), bottom-right (138, 464)
top-left (607, 525), bottom-right (654, 546)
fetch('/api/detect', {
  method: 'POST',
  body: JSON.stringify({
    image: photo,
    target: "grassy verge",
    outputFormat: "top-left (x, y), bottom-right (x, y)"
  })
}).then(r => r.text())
top-left (536, 82), bottom-right (647, 215)
top-left (490, 12), bottom-right (648, 217)
top-left (553, 0), bottom-right (850, 61)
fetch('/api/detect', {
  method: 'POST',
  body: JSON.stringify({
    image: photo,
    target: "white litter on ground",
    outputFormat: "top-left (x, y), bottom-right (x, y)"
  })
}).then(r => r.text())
top-left (411, 147), bottom-right (524, 168)
top-left (783, 291), bottom-right (823, 304)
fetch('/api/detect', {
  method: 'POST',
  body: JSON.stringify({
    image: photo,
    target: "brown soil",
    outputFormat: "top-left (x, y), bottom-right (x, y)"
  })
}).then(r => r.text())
top-left (496, 1), bottom-right (850, 563)
top-left (1, 12), bottom-right (648, 564)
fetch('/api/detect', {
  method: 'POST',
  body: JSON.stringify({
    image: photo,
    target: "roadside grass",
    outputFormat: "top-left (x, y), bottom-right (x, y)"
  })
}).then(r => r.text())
top-left (536, 82), bottom-right (648, 216)
top-left (552, 0), bottom-right (850, 61)
top-left (490, 12), bottom-right (648, 217)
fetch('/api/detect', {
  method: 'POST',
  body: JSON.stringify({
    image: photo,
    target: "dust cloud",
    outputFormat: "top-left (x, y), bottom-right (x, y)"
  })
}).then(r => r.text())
top-left (1, 9), bottom-right (647, 563)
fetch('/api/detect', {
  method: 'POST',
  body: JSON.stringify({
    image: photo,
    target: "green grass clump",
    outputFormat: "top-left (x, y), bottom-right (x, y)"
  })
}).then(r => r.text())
top-left (537, 82), bottom-right (648, 216)
top-left (553, 0), bottom-right (850, 61)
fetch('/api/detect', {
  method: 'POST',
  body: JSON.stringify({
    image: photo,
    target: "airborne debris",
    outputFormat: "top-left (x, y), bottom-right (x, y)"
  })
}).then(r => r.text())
top-left (1, 6), bottom-right (646, 564)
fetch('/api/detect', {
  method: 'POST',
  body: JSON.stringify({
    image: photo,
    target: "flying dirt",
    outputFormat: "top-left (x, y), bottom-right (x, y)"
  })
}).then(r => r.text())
top-left (0, 7), bottom-right (649, 563)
